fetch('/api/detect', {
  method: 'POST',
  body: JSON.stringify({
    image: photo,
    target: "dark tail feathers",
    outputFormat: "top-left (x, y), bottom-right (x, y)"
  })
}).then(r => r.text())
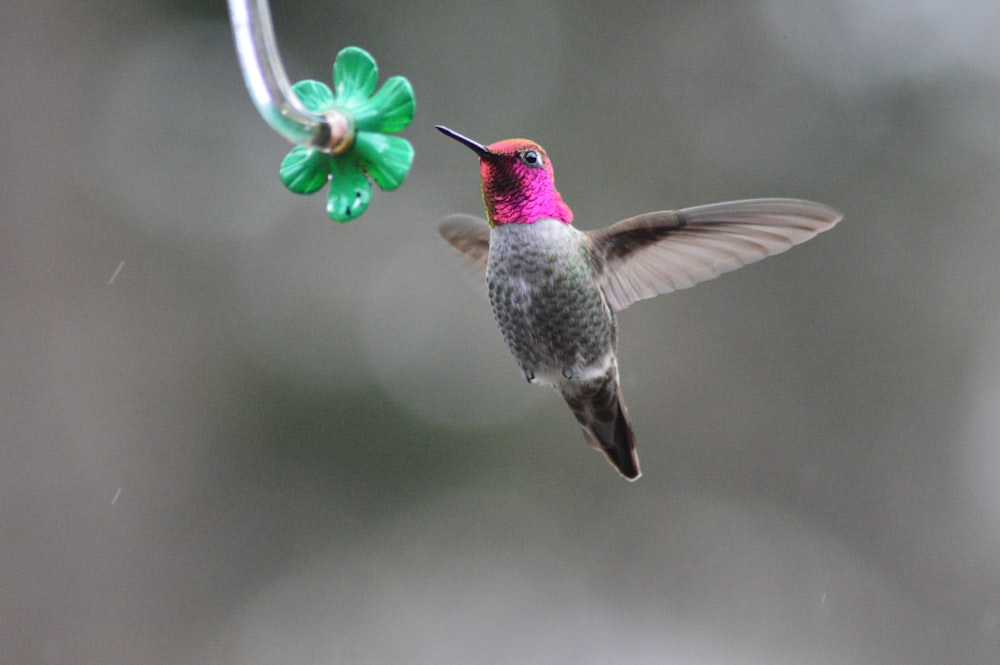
top-left (562, 372), bottom-right (641, 481)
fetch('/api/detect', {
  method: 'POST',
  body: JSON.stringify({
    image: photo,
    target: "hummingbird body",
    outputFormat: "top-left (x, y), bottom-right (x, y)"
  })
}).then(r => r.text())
top-left (437, 125), bottom-right (841, 480)
top-left (487, 218), bottom-right (614, 385)
top-left (486, 218), bottom-right (638, 476)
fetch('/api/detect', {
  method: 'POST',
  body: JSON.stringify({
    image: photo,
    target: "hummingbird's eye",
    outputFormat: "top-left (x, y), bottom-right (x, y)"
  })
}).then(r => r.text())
top-left (521, 149), bottom-right (543, 167)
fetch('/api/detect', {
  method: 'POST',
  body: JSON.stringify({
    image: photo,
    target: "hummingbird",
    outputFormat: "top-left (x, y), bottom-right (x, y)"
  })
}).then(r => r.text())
top-left (436, 125), bottom-right (840, 480)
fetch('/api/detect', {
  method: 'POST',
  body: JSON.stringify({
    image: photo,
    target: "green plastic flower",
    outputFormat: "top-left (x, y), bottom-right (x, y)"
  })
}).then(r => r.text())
top-left (279, 47), bottom-right (415, 222)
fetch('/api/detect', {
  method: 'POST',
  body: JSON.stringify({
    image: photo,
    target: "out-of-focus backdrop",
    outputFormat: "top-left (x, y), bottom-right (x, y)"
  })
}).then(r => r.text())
top-left (4, 1), bottom-right (1000, 663)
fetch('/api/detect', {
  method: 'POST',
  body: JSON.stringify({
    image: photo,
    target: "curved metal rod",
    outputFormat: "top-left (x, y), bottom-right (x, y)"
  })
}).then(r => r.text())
top-left (228, 0), bottom-right (341, 152)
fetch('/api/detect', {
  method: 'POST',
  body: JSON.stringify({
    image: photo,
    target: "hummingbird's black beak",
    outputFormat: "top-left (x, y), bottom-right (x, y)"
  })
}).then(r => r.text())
top-left (436, 125), bottom-right (494, 158)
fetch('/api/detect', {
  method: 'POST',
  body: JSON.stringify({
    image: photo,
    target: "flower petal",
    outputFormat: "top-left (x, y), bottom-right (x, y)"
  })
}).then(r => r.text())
top-left (353, 132), bottom-right (414, 191)
top-left (333, 46), bottom-right (378, 108)
top-left (291, 80), bottom-right (335, 114)
top-left (326, 158), bottom-right (372, 222)
top-left (279, 146), bottom-right (331, 194)
top-left (352, 76), bottom-right (415, 134)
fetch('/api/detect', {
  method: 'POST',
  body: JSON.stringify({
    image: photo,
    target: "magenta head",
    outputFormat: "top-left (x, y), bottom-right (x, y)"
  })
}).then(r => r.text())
top-left (437, 126), bottom-right (573, 227)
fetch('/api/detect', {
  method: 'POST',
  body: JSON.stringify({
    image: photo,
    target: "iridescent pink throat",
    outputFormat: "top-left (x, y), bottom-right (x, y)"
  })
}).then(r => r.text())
top-left (479, 146), bottom-right (574, 227)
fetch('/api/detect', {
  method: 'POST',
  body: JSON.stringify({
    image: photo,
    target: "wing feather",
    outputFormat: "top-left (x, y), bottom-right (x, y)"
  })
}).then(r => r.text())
top-left (439, 214), bottom-right (491, 268)
top-left (588, 198), bottom-right (841, 311)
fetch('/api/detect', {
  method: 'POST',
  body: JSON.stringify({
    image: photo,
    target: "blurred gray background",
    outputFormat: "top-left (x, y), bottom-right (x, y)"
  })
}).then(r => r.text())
top-left (4, 1), bottom-right (1000, 663)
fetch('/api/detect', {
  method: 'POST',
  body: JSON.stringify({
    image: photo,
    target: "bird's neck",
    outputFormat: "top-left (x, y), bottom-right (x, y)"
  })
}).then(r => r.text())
top-left (484, 182), bottom-right (574, 227)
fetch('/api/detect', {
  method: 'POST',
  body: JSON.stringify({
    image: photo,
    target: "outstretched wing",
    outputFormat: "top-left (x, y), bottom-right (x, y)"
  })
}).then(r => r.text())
top-left (588, 198), bottom-right (841, 312)
top-left (439, 214), bottom-right (491, 275)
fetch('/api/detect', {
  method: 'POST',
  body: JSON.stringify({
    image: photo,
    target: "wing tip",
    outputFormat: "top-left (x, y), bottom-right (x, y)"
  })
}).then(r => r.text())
top-left (761, 198), bottom-right (843, 231)
top-left (786, 198), bottom-right (843, 229)
top-left (683, 198), bottom-right (843, 226)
